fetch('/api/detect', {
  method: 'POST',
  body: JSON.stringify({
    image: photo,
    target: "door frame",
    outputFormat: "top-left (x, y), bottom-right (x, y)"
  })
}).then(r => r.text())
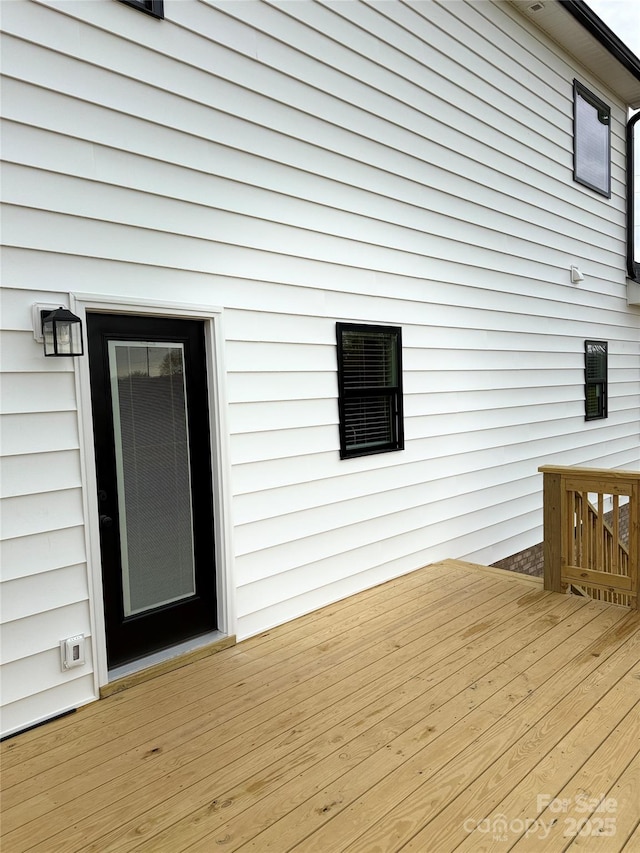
top-left (71, 293), bottom-right (236, 692)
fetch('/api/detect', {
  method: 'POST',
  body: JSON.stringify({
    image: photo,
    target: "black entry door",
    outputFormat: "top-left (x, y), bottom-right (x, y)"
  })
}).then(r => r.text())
top-left (88, 313), bottom-right (217, 668)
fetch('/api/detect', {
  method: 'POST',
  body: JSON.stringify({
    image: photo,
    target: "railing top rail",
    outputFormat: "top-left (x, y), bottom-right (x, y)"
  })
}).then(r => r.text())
top-left (538, 465), bottom-right (640, 483)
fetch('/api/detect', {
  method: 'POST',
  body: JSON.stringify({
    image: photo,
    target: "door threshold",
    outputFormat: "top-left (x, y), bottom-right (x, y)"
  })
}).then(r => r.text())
top-left (101, 631), bottom-right (236, 698)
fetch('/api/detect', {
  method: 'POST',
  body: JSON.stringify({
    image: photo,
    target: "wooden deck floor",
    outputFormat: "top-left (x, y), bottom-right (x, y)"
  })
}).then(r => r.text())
top-left (2, 559), bottom-right (640, 852)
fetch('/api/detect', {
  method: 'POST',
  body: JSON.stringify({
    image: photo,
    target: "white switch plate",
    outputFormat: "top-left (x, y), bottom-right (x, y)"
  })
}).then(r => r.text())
top-left (60, 635), bottom-right (85, 670)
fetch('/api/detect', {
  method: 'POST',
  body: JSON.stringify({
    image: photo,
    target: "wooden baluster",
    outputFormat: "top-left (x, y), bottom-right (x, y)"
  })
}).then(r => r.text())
top-left (597, 493), bottom-right (604, 572)
top-left (612, 494), bottom-right (619, 573)
top-left (582, 491), bottom-right (590, 569)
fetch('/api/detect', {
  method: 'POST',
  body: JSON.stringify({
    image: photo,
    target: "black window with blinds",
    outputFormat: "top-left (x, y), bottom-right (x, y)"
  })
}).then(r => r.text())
top-left (573, 80), bottom-right (611, 198)
top-left (585, 340), bottom-right (608, 420)
top-left (336, 323), bottom-right (404, 459)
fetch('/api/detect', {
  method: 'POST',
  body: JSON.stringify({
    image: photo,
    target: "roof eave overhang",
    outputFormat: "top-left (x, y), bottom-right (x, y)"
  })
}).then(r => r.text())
top-left (509, 0), bottom-right (640, 109)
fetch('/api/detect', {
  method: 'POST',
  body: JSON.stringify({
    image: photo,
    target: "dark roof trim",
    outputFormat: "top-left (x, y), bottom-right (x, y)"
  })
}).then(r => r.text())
top-left (559, 0), bottom-right (640, 82)
top-left (627, 111), bottom-right (640, 281)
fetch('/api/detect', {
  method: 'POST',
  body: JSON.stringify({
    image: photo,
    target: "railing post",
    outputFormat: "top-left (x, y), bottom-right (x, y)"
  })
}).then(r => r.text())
top-left (541, 468), bottom-right (563, 593)
top-left (631, 483), bottom-right (640, 610)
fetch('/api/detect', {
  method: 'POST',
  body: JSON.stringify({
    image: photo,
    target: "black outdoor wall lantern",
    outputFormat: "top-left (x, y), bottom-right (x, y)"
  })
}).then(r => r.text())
top-left (41, 307), bottom-right (85, 357)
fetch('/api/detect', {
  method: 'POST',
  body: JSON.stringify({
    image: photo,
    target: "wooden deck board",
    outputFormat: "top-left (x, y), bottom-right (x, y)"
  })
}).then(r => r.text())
top-left (0, 562), bottom-right (455, 774)
top-left (1, 561), bottom-right (463, 775)
top-left (2, 567), bottom-right (486, 803)
top-left (1, 563), bottom-right (461, 781)
top-left (1, 560), bottom-right (638, 853)
top-left (455, 677), bottom-right (640, 851)
top-left (228, 607), bottom-right (632, 853)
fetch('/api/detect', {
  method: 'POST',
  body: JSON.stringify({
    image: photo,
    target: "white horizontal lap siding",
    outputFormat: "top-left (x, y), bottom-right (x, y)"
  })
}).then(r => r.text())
top-left (1, 601), bottom-right (91, 665)
top-left (234, 494), bottom-right (544, 639)
top-left (1, 373), bottom-right (78, 415)
top-left (231, 414), bottom-right (638, 543)
top-left (0, 564), bottom-right (89, 627)
top-left (1, 644), bottom-right (94, 709)
top-left (234, 473), bottom-right (544, 561)
top-left (0, 672), bottom-right (95, 740)
top-left (214, 0), bottom-right (627, 220)
top-left (0, 526), bottom-right (87, 584)
top-left (0, 450), bottom-right (81, 498)
top-left (0, 0), bottom-right (637, 669)
top-left (229, 421), bottom-right (640, 500)
top-left (0, 4), bottom-right (627, 275)
top-left (0, 489), bottom-right (85, 541)
top-left (0, 291), bottom-right (94, 736)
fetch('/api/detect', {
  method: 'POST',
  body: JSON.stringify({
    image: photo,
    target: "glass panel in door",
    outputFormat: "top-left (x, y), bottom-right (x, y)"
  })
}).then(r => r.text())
top-left (108, 340), bottom-right (196, 616)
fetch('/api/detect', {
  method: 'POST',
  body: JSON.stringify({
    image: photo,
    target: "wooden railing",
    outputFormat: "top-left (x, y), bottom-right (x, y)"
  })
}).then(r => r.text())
top-left (539, 466), bottom-right (639, 609)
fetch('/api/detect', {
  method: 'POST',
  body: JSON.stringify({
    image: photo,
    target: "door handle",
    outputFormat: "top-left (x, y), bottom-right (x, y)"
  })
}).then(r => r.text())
top-left (99, 514), bottom-right (113, 528)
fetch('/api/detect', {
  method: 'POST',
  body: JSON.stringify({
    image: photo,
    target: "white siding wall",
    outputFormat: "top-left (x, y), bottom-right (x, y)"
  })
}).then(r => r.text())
top-left (1, 0), bottom-right (638, 735)
top-left (0, 288), bottom-right (95, 735)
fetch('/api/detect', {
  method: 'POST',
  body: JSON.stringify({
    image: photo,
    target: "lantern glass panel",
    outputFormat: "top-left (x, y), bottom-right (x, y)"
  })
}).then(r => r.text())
top-left (41, 308), bottom-right (84, 357)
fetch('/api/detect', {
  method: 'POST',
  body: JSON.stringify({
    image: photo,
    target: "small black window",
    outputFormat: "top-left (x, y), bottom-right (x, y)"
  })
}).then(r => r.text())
top-left (336, 323), bottom-right (404, 459)
top-left (573, 81), bottom-right (611, 198)
top-left (585, 340), bottom-right (607, 420)
top-left (119, 0), bottom-right (164, 18)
